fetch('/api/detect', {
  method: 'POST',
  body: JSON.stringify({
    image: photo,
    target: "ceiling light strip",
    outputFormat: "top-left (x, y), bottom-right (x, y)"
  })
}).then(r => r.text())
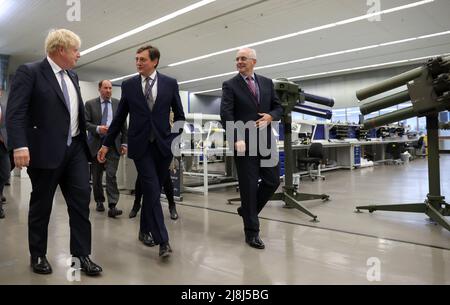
top-left (80, 0), bottom-right (216, 56)
top-left (287, 53), bottom-right (449, 80)
top-left (190, 53), bottom-right (449, 95)
top-left (180, 29), bottom-right (450, 85)
top-left (178, 71), bottom-right (236, 85)
top-left (110, 72), bottom-right (139, 83)
top-left (169, 0), bottom-right (434, 67)
top-left (191, 87), bottom-right (222, 95)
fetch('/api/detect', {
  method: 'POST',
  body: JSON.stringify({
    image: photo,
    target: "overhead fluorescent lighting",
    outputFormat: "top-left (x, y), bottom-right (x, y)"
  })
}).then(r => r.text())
top-left (80, 0), bottom-right (216, 56)
top-left (0, 0), bottom-right (14, 19)
top-left (178, 30), bottom-right (450, 85)
top-left (191, 88), bottom-right (222, 95)
top-left (191, 53), bottom-right (449, 95)
top-left (418, 30), bottom-right (450, 39)
top-left (287, 53), bottom-right (449, 81)
top-left (111, 72), bottom-right (139, 83)
top-left (178, 71), bottom-right (236, 85)
top-left (169, 0), bottom-right (434, 67)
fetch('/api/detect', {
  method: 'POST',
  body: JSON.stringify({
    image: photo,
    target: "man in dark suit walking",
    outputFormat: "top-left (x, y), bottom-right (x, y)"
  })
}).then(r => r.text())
top-left (98, 45), bottom-right (185, 258)
top-left (85, 80), bottom-right (127, 218)
top-left (6, 29), bottom-right (102, 275)
top-left (220, 48), bottom-right (282, 249)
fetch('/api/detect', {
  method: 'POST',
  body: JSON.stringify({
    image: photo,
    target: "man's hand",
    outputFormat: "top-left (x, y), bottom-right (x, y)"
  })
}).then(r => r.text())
top-left (98, 125), bottom-right (108, 135)
top-left (235, 140), bottom-right (246, 153)
top-left (97, 146), bottom-right (109, 163)
top-left (255, 113), bottom-right (273, 129)
top-left (120, 145), bottom-right (128, 156)
top-left (14, 149), bottom-right (30, 169)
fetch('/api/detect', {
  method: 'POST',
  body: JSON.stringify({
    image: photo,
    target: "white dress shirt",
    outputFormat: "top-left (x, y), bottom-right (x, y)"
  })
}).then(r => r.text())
top-left (47, 56), bottom-right (80, 137)
top-left (141, 70), bottom-right (158, 102)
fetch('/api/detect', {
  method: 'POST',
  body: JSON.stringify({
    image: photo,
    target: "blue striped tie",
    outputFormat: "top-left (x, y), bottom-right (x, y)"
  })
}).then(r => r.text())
top-left (59, 71), bottom-right (72, 146)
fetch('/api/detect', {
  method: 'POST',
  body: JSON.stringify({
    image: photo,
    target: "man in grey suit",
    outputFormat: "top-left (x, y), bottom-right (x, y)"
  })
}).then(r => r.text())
top-left (85, 80), bottom-right (127, 218)
top-left (0, 94), bottom-right (9, 219)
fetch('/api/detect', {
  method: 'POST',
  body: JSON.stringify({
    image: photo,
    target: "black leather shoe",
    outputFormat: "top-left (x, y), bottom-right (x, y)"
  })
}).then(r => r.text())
top-left (74, 256), bottom-right (102, 276)
top-left (245, 235), bottom-right (265, 249)
top-left (129, 209), bottom-right (138, 218)
top-left (96, 202), bottom-right (105, 212)
top-left (0, 207), bottom-right (4, 219)
top-left (30, 256), bottom-right (52, 274)
top-left (129, 203), bottom-right (141, 218)
top-left (138, 231), bottom-right (155, 247)
top-left (237, 207), bottom-right (243, 217)
top-left (169, 206), bottom-right (179, 220)
top-left (159, 243), bottom-right (172, 258)
top-left (108, 207), bottom-right (122, 218)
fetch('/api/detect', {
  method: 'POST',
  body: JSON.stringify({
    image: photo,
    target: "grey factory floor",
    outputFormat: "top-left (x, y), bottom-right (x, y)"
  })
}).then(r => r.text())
top-left (0, 155), bottom-right (449, 285)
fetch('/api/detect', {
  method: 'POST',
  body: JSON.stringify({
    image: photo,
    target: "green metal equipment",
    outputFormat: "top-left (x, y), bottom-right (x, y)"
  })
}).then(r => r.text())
top-left (356, 56), bottom-right (450, 231)
top-left (271, 79), bottom-right (333, 222)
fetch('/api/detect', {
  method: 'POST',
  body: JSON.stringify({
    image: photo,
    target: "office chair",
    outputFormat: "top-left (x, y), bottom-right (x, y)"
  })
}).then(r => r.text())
top-left (413, 136), bottom-right (426, 158)
top-left (297, 142), bottom-right (325, 181)
top-left (385, 142), bottom-right (405, 165)
top-left (405, 136), bottom-right (425, 159)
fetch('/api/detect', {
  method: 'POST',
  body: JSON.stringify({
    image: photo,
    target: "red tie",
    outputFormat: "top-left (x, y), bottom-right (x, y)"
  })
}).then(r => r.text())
top-left (246, 76), bottom-right (257, 97)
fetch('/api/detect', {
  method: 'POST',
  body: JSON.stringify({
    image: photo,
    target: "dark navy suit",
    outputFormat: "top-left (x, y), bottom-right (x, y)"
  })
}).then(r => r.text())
top-left (104, 72), bottom-right (185, 245)
top-left (6, 58), bottom-right (92, 257)
top-left (220, 73), bottom-right (282, 238)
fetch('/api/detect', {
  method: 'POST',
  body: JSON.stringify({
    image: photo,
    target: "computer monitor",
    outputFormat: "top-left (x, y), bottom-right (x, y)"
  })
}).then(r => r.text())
top-left (298, 123), bottom-right (313, 136)
top-left (313, 124), bottom-right (325, 140)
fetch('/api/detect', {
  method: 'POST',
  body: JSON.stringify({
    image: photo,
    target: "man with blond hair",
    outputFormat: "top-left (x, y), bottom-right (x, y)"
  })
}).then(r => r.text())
top-left (6, 29), bottom-right (102, 276)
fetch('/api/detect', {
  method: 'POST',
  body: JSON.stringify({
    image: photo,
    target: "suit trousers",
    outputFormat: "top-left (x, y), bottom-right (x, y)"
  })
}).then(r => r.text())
top-left (134, 142), bottom-right (172, 245)
top-left (134, 171), bottom-right (176, 207)
top-left (234, 156), bottom-right (280, 238)
top-left (91, 146), bottom-right (120, 207)
top-left (27, 136), bottom-right (92, 257)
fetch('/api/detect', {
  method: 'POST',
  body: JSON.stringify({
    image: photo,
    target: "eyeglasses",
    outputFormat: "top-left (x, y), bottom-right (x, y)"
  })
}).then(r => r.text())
top-left (235, 56), bottom-right (255, 62)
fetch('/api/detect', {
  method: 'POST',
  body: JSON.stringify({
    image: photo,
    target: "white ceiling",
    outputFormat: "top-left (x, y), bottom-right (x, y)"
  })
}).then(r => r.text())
top-left (1, 0), bottom-right (450, 96)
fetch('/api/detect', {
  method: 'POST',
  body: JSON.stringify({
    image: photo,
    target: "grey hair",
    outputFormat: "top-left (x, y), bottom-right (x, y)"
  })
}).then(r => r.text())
top-left (239, 47), bottom-right (257, 60)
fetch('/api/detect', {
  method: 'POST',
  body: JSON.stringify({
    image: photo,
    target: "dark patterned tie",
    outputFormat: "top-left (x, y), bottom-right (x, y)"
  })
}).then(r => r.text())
top-left (144, 77), bottom-right (155, 111)
top-left (144, 77), bottom-right (156, 142)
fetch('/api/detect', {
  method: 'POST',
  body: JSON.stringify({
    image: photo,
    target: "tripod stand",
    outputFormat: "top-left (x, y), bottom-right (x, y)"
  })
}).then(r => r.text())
top-left (356, 111), bottom-right (450, 230)
top-left (270, 112), bottom-right (329, 222)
